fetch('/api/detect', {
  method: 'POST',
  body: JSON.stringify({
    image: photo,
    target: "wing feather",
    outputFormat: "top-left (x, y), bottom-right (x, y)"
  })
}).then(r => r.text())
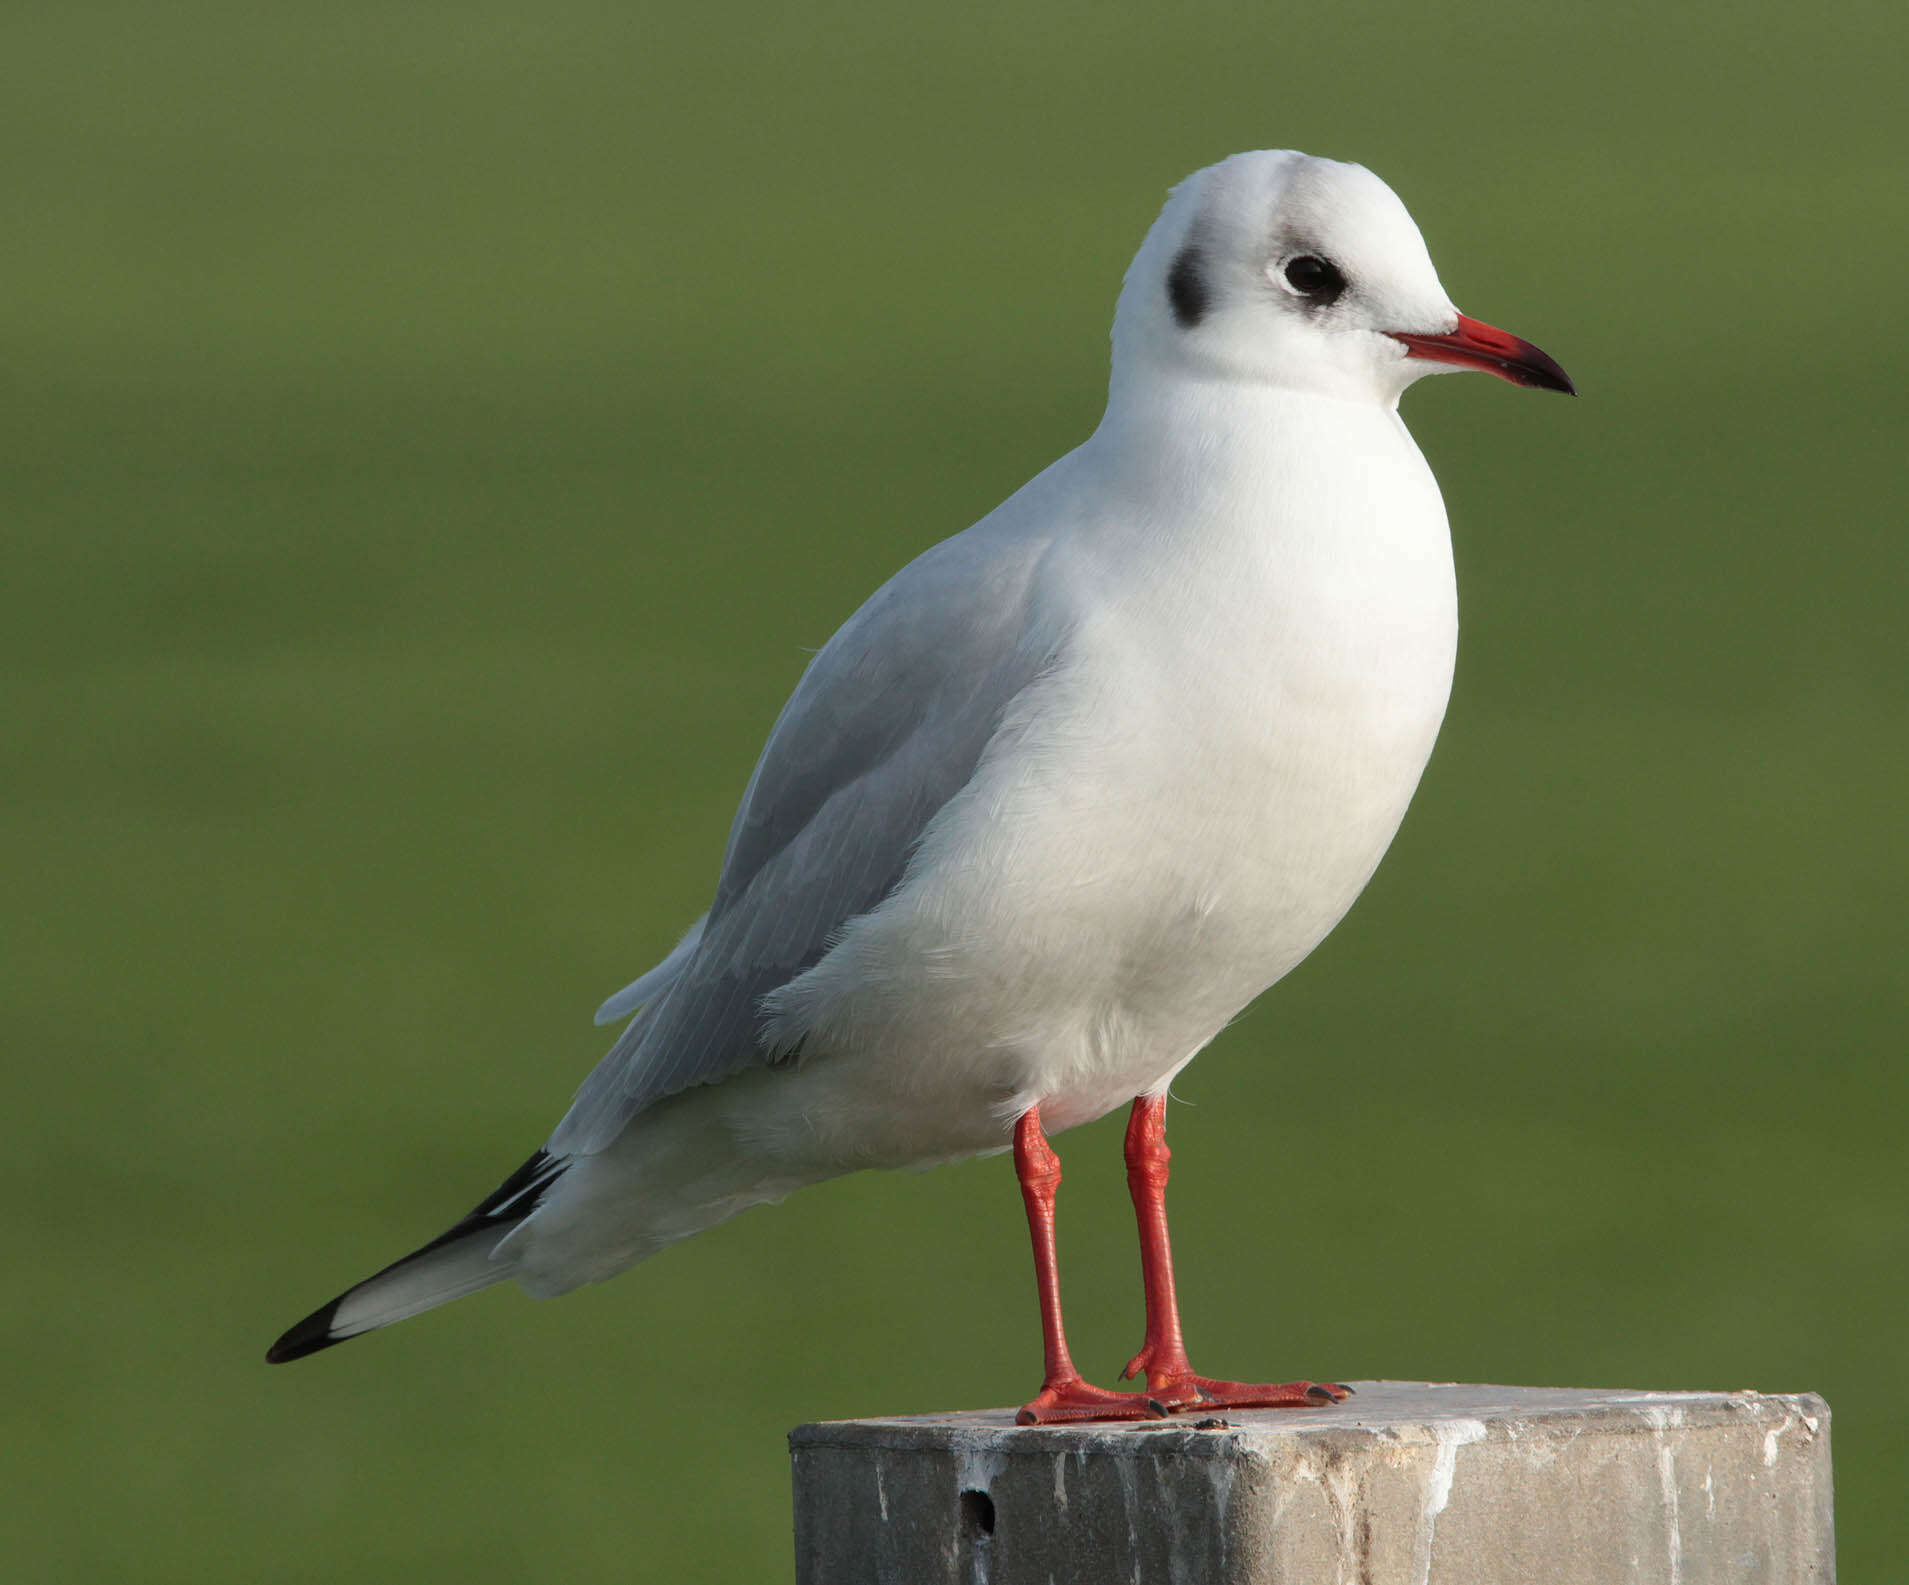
top-left (551, 522), bottom-right (1056, 1154)
top-left (592, 916), bottom-right (707, 1026)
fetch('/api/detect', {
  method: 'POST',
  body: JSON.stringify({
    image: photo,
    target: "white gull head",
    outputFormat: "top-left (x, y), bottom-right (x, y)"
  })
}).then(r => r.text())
top-left (1111, 150), bottom-right (1573, 408)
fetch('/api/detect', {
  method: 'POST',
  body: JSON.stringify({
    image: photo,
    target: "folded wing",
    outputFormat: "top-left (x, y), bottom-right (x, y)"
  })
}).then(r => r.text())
top-left (553, 522), bottom-right (1058, 1155)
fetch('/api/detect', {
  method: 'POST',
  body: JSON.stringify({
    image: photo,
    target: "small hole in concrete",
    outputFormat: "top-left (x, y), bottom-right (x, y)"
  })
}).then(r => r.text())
top-left (959, 1489), bottom-right (996, 1536)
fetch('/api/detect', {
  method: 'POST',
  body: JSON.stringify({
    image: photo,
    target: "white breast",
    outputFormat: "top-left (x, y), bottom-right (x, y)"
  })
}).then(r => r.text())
top-left (749, 390), bottom-right (1456, 1160)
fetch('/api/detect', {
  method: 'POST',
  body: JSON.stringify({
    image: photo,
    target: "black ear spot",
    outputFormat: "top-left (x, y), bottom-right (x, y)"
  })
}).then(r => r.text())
top-left (1166, 244), bottom-right (1207, 328)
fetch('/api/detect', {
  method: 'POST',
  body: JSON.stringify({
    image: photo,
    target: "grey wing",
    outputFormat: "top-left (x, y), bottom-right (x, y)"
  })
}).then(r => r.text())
top-left (550, 524), bottom-right (1055, 1155)
top-left (593, 916), bottom-right (707, 1026)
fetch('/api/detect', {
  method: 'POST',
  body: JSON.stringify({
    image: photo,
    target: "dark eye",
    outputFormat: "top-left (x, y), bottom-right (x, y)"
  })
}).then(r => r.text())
top-left (1281, 254), bottom-right (1346, 304)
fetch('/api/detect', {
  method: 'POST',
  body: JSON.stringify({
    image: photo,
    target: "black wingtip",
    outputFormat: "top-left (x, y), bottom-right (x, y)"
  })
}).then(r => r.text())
top-left (265, 1148), bottom-right (565, 1365)
top-left (265, 1296), bottom-right (350, 1364)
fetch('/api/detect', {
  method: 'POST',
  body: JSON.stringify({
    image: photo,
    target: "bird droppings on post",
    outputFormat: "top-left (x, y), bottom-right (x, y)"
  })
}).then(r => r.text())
top-left (1410, 1418), bottom-right (1489, 1585)
top-left (1641, 1405), bottom-right (1687, 1585)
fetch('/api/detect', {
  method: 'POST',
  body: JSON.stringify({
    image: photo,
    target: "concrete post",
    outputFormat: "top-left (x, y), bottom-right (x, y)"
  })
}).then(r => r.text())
top-left (790, 1381), bottom-right (1832, 1584)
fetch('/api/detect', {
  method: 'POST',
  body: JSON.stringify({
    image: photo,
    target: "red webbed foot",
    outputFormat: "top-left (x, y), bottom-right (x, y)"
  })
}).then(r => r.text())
top-left (1017, 1374), bottom-right (1169, 1425)
top-left (1142, 1373), bottom-right (1352, 1413)
top-left (1123, 1342), bottom-right (1351, 1412)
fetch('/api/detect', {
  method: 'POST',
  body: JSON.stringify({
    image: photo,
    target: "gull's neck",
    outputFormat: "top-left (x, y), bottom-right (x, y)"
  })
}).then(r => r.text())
top-left (1087, 368), bottom-right (1419, 511)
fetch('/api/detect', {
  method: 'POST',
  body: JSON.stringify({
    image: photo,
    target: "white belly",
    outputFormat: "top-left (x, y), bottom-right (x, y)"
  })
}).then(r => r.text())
top-left (744, 408), bottom-right (1457, 1166)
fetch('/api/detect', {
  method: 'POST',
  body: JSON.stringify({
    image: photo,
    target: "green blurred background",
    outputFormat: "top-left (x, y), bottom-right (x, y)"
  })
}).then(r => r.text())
top-left (5, 0), bottom-right (1902, 1577)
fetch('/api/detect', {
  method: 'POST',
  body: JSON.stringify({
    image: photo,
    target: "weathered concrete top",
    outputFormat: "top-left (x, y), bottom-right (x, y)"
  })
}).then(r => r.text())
top-left (791, 1381), bottom-right (1834, 1584)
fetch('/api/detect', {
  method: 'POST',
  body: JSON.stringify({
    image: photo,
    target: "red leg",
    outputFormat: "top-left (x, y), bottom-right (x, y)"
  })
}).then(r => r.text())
top-left (1013, 1108), bottom-right (1162, 1425)
top-left (1119, 1094), bottom-right (1351, 1412)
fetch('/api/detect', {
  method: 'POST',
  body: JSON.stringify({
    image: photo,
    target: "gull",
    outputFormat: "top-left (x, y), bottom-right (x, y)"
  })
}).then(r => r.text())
top-left (269, 149), bottom-right (1573, 1423)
